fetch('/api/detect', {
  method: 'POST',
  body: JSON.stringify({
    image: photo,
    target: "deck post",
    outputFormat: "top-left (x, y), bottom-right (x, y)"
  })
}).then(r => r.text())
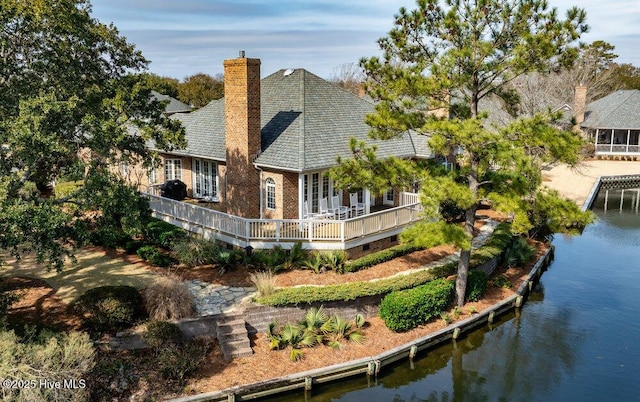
top-left (604, 189), bottom-right (609, 212)
top-left (620, 189), bottom-right (625, 212)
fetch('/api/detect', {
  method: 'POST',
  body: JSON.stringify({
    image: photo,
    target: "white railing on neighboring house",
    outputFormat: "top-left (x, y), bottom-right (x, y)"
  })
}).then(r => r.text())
top-left (145, 194), bottom-right (423, 249)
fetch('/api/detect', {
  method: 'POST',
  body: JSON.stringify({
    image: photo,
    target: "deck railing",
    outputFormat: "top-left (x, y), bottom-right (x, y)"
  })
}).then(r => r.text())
top-left (146, 194), bottom-right (423, 248)
top-left (400, 191), bottom-right (421, 207)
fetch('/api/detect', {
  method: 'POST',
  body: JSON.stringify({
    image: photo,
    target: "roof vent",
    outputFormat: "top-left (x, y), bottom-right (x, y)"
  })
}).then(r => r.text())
top-left (283, 68), bottom-right (294, 77)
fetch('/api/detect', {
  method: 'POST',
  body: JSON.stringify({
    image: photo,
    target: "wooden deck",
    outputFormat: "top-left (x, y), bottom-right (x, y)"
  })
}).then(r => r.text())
top-left (146, 194), bottom-right (424, 250)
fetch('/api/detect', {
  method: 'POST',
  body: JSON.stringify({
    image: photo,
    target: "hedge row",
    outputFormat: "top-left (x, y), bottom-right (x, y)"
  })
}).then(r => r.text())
top-left (469, 222), bottom-right (513, 267)
top-left (344, 244), bottom-right (421, 273)
top-left (257, 263), bottom-right (457, 306)
top-left (378, 278), bottom-right (455, 332)
top-left (258, 222), bottom-right (513, 306)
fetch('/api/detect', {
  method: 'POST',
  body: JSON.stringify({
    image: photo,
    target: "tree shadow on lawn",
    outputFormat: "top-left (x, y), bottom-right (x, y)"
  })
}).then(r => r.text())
top-left (0, 246), bottom-right (160, 304)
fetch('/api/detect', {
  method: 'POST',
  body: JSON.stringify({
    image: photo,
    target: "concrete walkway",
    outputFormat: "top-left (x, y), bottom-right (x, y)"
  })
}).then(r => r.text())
top-left (543, 160), bottom-right (640, 206)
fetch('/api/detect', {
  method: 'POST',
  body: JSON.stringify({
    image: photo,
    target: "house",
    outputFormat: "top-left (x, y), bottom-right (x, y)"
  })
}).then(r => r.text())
top-left (151, 90), bottom-right (192, 115)
top-left (141, 53), bottom-right (433, 253)
top-left (578, 89), bottom-right (640, 156)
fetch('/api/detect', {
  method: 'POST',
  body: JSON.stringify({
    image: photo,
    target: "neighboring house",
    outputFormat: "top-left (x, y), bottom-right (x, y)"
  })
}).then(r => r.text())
top-left (141, 53), bottom-right (434, 253)
top-left (578, 89), bottom-right (640, 156)
top-left (151, 90), bottom-right (192, 115)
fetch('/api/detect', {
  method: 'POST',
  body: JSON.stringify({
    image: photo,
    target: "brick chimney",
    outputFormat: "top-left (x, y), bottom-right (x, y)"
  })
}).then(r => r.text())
top-left (428, 90), bottom-right (450, 119)
top-left (574, 85), bottom-right (588, 131)
top-left (224, 51), bottom-right (261, 218)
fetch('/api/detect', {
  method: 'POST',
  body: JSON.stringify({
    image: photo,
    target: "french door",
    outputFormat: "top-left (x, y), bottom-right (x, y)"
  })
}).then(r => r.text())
top-left (193, 159), bottom-right (218, 199)
top-left (302, 172), bottom-right (340, 213)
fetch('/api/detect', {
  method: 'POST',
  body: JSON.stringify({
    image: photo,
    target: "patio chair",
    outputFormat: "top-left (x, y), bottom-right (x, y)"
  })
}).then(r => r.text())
top-left (331, 195), bottom-right (349, 220)
top-left (319, 197), bottom-right (335, 219)
top-left (350, 193), bottom-right (365, 217)
top-left (303, 200), bottom-right (320, 220)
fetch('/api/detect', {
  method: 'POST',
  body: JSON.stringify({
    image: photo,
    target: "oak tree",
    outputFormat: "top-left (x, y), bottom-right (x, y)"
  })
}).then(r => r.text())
top-left (0, 0), bottom-right (185, 269)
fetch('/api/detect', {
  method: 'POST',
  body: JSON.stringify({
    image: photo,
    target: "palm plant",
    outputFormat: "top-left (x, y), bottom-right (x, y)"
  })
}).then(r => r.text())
top-left (265, 308), bottom-right (367, 361)
top-left (302, 253), bottom-right (324, 273)
top-left (283, 242), bottom-right (307, 269)
top-left (215, 250), bottom-right (241, 273)
top-left (319, 250), bottom-right (347, 273)
top-left (324, 315), bottom-right (365, 350)
top-left (504, 237), bottom-right (536, 268)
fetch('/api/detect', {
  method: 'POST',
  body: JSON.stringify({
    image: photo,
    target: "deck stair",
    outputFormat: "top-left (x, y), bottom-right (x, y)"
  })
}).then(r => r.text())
top-left (216, 315), bottom-right (253, 360)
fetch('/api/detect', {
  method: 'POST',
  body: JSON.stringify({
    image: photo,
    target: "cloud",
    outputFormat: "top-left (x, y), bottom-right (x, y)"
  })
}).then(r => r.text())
top-left (92, 0), bottom-right (640, 80)
top-left (124, 29), bottom-right (383, 79)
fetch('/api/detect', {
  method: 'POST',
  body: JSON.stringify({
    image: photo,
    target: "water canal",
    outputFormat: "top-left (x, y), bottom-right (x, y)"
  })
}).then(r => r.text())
top-left (269, 189), bottom-right (640, 402)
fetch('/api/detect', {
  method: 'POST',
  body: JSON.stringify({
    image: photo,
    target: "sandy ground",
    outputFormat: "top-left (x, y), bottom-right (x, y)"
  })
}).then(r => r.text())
top-left (543, 160), bottom-right (640, 206)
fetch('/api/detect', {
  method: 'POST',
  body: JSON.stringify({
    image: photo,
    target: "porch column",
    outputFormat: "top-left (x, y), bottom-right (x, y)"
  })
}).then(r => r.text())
top-left (364, 188), bottom-right (371, 215)
top-left (298, 174), bottom-right (304, 219)
top-left (610, 129), bottom-right (614, 153)
top-left (627, 129), bottom-right (631, 153)
top-left (595, 128), bottom-right (599, 153)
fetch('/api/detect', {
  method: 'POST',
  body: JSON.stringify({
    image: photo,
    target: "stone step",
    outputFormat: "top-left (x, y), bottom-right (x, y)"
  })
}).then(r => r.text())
top-left (216, 316), bottom-right (253, 360)
top-left (221, 339), bottom-right (253, 360)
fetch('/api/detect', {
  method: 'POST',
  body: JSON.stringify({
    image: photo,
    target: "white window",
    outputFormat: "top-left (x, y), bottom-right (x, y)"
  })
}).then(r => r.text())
top-left (147, 161), bottom-right (158, 184)
top-left (384, 188), bottom-right (395, 206)
top-left (119, 162), bottom-right (129, 177)
top-left (266, 178), bottom-right (276, 210)
top-left (192, 158), bottom-right (218, 199)
top-left (164, 159), bottom-right (182, 181)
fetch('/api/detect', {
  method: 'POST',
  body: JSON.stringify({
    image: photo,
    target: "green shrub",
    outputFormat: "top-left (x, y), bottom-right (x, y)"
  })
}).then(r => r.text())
top-left (89, 227), bottom-right (131, 249)
top-left (144, 219), bottom-right (187, 248)
top-left (344, 244), bottom-right (419, 273)
top-left (74, 286), bottom-right (147, 333)
top-left (137, 245), bottom-right (177, 267)
top-left (172, 237), bottom-right (219, 267)
top-left (379, 278), bottom-right (455, 332)
top-left (469, 223), bottom-right (513, 267)
top-left (466, 270), bottom-right (488, 302)
top-left (157, 338), bottom-right (213, 386)
top-left (137, 245), bottom-right (159, 261)
top-left (149, 253), bottom-right (177, 268)
top-left (144, 320), bottom-right (182, 349)
top-left (491, 275), bottom-right (512, 289)
top-left (124, 239), bottom-right (145, 254)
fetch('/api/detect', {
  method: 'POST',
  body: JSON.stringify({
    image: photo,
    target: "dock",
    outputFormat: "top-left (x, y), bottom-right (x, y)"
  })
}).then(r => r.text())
top-left (543, 160), bottom-right (640, 207)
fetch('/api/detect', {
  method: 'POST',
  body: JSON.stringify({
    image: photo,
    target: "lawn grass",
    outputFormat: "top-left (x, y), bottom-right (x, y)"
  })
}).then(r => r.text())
top-left (0, 247), bottom-right (159, 304)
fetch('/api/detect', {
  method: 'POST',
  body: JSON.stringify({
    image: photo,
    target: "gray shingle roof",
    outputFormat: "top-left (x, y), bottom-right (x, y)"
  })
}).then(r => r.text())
top-left (582, 90), bottom-right (640, 130)
top-left (151, 91), bottom-right (192, 115)
top-left (169, 68), bottom-right (433, 170)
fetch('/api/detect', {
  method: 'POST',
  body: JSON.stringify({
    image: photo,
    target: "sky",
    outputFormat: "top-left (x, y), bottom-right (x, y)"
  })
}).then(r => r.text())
top-left (90, 0), bottom-right (640, 81)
